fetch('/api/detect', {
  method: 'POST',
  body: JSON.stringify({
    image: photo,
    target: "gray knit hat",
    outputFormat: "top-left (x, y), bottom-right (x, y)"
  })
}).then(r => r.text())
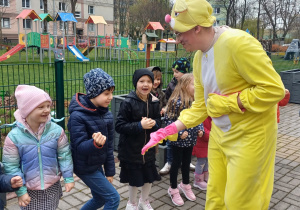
top-left (83, 68), bottom-right (115, 99)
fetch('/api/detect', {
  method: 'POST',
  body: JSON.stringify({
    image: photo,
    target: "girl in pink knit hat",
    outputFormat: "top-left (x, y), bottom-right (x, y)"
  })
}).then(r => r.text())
top-left (1, 85), bottom-right (74, 210)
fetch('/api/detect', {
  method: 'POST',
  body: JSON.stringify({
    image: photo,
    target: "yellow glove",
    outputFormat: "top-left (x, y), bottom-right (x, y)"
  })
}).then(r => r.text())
top-left (206, 92), bottom-right (244, 118)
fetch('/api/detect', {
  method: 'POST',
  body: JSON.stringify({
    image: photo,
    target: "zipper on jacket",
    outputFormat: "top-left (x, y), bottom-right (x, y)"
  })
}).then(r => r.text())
top-left (143, 100), bottom-right (150, 164)
top-left (37, 143), bottom-right (45, 190)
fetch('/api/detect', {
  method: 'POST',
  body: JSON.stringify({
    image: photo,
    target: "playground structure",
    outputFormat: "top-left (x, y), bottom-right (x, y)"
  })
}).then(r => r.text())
top-left (0, 9), bottom-right (174, 63)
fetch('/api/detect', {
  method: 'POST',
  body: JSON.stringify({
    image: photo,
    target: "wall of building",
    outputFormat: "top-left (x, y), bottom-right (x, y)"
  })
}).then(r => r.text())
top-left (0, 0), bottom-right (114, 43)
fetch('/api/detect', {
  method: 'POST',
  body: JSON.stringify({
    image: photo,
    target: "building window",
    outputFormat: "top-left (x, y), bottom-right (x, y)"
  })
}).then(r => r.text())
top-left (213, 20), bottom-right (220, 26)
top-left (23, 19), bottom-right (31, 29)
top-left (88, 5), bottom-right (94, 14)
top-left (22, 0), bottom-right (30, 8)
top-left (214, 8), bottom-right (220, 14)
top-left (88, 23), bottom-right (95, 32)
top-left (40, 0), bottom-right (44, 10)
top-left (75, 11), bottom-right (81, 18)
top-left (59, 2), bottom-right (66, 11)
top-left (0, 0), bottom-right (9, 7)
top-left (59, 21), bottom-right (63, 30)
top-left (1, 18), bottom-right (10, 28)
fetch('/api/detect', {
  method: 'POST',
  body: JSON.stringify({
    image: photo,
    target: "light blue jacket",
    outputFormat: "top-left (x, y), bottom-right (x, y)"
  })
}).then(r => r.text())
top-left (1, 110), bottom-right (74, 197)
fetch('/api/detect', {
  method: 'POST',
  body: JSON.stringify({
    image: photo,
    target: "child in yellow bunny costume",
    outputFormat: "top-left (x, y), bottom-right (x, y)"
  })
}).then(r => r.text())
top-left (142, 0), bottom-right (285, 209)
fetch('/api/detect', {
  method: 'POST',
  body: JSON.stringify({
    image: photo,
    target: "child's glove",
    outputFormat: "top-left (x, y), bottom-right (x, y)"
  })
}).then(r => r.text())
top-left (141, 123), bottom-right (178, 155)
top-left (206, 92), bottom-right (244, 118)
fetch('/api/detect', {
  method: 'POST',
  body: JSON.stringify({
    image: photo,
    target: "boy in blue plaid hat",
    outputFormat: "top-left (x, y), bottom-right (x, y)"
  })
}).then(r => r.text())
top-left (68, 68), bottom-right (120, 210)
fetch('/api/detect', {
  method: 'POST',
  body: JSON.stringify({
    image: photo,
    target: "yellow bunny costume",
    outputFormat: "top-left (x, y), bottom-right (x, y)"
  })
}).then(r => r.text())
top-left (168, 0), bottom-right (285, 209)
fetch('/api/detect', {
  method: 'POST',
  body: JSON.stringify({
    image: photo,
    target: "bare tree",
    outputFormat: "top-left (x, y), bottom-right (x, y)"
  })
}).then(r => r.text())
top-left (218, 0), bottom-right (236, 26)
top-left (279, 0), bottom-right (299, 40)
top-left (70, 0), bottom-right (77, 34)
top-left (261, 0), bottom-right (280, 41)
top-left (114, 0), bottom-right (133, 36)
top-left (42, 0), bottom-right (48, 33)
top-left (128, 0), bottom-right (171, 38)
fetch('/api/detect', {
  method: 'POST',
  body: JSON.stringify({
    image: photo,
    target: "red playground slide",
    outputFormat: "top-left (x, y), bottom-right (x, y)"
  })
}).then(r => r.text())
top-left (0, 44), bottom-right (25, 62)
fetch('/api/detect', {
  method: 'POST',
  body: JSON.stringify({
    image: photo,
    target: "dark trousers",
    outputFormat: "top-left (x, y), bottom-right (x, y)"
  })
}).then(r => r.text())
top-left (170, 145), bottom-right (193, 189)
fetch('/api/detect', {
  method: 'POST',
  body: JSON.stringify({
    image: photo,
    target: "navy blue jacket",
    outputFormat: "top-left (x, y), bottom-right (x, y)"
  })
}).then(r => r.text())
top-left (0, 162), bottom-right (16, 210)
top-left (0, 162), bottom-right (14, 193)
top-left (67, 93), bottom-right (115, 176)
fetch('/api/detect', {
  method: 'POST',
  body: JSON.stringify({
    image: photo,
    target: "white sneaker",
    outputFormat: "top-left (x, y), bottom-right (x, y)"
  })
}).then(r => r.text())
top-left (190, 163), bottom-right (195, 171)
top-left (138, 198), bottom-right (153, 210)
top-left (159, 162), bottom-right (171, 175)
top-left (126, 201), bottom-right (138, 210)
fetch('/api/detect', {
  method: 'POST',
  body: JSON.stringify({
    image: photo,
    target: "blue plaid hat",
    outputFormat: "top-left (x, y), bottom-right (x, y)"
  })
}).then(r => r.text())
top-left (83, 68), bottom-right (115, 99)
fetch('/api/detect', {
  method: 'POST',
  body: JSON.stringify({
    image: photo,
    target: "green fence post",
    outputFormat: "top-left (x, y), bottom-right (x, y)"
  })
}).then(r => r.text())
top-left (55, 60), bottom-right (65, 129)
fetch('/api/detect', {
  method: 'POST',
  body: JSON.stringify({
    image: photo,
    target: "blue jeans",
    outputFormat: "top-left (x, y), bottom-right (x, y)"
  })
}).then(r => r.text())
top-left (77, 168), bottom-right (120, 210)
top-left (166, 140), bottom-right (173, 164)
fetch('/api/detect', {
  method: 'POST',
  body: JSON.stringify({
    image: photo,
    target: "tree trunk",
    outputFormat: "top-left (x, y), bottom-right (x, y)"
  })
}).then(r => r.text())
top-left (43, 0), bottom-right (48, 33)
top-left (256, 0), bottom-right (261, 39)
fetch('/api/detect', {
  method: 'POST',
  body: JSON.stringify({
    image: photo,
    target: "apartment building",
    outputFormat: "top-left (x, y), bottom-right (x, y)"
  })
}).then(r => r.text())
top-left (0, 0), bottom-right (114, 42)
top-left (208, 0), bottom-right (226, 26)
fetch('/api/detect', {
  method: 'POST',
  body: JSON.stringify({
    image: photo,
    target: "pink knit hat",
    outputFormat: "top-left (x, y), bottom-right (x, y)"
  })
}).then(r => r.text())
top-left (15, 85), bottom-right (52, 118)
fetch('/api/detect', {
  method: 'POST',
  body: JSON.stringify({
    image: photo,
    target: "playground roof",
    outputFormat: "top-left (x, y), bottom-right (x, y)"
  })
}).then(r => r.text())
top-left (16, 9), bottom-right (41, 20)
top-left (144, 22), bottom-right (164, 31)
top-left (54, 13), bottom-right (77, 22)
top-left (34, 13), bottom-right (53, 22)
top-left (85, 16), bottom-right (107, 24)
top-left (159, 38), bottom-right (176, 43)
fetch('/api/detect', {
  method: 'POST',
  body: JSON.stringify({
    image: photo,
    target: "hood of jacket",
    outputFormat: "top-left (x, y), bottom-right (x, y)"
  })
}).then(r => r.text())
top-left (69, 93), bottom-right (108, 116)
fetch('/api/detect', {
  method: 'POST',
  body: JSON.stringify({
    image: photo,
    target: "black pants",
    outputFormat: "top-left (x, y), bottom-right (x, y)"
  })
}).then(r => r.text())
top-left (170, 145), bottom-right (193, 189)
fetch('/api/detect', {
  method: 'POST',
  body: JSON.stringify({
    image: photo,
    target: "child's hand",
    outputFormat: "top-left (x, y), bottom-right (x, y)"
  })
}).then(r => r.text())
top-left (18, 193), bottom-right (31, 207)
top-left (92, 132), bottom-right (107, 147)
top-left (181, 131), bottom-right (188, 139)
top-left (65, 182), bottom-right (75, 192)
top-left (107, 176), bottom-right (113, 183)
top-left (11, 176), bottom-right (23, 188)
top-left (198, 130), bottom-right (204, 138)
top-left (141, 117), bottom-right (156, 129)
top-left (160, 107), bottom-right (166, 116)
top-left (285, 89), bottom-right (289, 95)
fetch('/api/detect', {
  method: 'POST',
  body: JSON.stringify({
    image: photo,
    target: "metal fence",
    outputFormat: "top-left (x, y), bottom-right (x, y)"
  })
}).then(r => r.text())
top-left (0, 56), bottom-right (299, 159)
top-left (0, 58), bottom-right (177, 155)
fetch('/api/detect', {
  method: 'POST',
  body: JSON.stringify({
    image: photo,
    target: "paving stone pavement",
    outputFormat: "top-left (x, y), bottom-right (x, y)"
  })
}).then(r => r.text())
top-left (4, 103), bottom-right (300, 210)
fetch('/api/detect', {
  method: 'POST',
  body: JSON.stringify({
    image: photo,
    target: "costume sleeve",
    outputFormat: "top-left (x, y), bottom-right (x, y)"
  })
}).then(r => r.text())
top-left (103, 118), bottom-right (115, 177)
top-left (278, 92), bottom-right (290, 107)
top-left (2, 136), bottom-right (27, 197)
top-left (233, 36), bottom-right (285, 112)
top-left (68, 113), bottom-right (104, 155)
top-left (57, 130), bottom-right (74, 183)
top-left (115, 100), bottom-right (144, 135)
top-left (178, 51), bottom-right (208, 128)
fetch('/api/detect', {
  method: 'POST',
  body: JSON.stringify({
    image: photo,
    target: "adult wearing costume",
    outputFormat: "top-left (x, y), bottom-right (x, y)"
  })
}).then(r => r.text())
top-left (141, 0), bottom-right (285, 209)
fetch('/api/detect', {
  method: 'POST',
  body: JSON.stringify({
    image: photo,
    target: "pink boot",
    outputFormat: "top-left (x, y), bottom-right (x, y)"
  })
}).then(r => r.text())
top-left (193, 173), bottom-right (207, 190)
top-left (204, 171), bottom-right (209, 183)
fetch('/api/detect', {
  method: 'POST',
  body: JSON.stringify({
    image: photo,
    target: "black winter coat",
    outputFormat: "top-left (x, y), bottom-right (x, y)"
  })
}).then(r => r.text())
top-left (116, 91), bottom-right (161, 164)
top-left (165, 77), bottom-right (177, 100)
top-left (67, 93), bottom-right (115, 176)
